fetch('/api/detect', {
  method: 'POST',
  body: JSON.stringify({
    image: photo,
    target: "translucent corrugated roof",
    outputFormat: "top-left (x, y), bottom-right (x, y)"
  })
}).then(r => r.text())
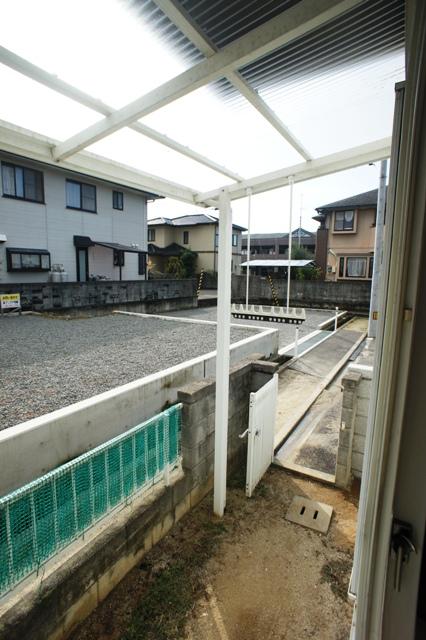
top-left (0, 0), bottom-right (405, 202)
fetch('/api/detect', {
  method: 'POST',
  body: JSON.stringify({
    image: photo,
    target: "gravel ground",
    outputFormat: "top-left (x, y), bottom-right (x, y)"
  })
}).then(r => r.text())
top-left (163, 306), bottom-right (335, 348)
top-left (0, 314), bottom-right (252, 430)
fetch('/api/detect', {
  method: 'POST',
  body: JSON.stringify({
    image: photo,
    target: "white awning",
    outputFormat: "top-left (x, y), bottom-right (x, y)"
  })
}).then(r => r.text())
top-left (240, 259), bottom-right (314, 267)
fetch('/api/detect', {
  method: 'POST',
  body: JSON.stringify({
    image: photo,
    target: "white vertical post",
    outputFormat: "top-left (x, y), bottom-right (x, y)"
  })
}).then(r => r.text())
top-left (294, 326), bottom-right (299, 357)
top-left (214, 189), bottom-right (232, 517)
top-left (334, 306), bottom-right (339, 331)
top-left (286, 176), bottom-right (294, 313)
top-left (245, 187), bottom-right (252, 309)
top-left (368, 159), bottom-right (388, 338)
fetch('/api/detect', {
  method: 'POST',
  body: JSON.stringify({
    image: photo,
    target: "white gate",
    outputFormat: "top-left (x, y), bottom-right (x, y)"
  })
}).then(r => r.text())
top-left (245, 374), bottom-right (278, 497)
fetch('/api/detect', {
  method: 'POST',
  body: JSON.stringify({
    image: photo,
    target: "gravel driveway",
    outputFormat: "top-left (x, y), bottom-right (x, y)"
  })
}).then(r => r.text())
top-left (0, 314), bottom-right (252, 430)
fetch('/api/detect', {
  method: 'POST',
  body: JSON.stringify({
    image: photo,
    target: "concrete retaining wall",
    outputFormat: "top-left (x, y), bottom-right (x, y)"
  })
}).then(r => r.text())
top-left (335, 341), bottom-right (374, 488)
top-left (0, 279), bottom-right (197, 313)
top-left (0, 359), bottom-right (277, 640)
top-left (232, 274), bottom-right (371, 311)
top-left (0, 326), bottom-right (278, 496)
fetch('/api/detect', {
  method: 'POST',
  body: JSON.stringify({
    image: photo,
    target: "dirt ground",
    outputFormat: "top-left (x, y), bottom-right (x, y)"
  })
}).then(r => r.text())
top-left (70, 467), bottom-right (358, 640)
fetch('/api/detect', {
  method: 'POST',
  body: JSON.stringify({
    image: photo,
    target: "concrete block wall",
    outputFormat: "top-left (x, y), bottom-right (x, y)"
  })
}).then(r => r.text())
top-left (335, 361), bottom-right (373, 489)
top-left (0, 279), bottom-right (197, 312)
top-left (231, 274), bottom-right (372, 312)
top-left (0, 359), bottom-right (277, 640)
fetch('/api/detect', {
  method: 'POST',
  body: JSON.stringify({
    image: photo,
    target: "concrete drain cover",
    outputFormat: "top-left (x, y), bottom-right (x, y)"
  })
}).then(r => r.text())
top-left (286, 496), bottom-right (333, 534)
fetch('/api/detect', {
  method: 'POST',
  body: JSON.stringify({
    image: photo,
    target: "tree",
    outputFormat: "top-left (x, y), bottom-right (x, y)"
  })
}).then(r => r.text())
top-left (180, 249), bottom-right (197, 277)
top-left (165, 256), bottom-right (185, 279)
top-left (288, 245), bottom-right (315, 260)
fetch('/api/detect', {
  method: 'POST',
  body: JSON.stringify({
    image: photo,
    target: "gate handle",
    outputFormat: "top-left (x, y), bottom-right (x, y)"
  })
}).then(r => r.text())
top-left (239, 428), bottom-right (249, 439)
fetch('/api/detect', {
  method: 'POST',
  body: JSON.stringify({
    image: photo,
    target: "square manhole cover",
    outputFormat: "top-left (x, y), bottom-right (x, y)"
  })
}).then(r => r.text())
top-left (286, 496), bottom-right (333, 534)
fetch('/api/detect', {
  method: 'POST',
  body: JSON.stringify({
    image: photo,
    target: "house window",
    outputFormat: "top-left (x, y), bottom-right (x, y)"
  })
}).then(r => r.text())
top-left (148, 229), bottom-right (156, 242)
top-left (113, 250), bottom-right (125, 266)
top-left (232, 233), bottom-right (238, 247)
top-left (1, 162), bottom-right (44, 203)
top-left (334, 210), bottom-right (355, 232)
top-left (183, 231), bottom-right (189, 244)
top-left (66, 179), bottom-right (96, 213)
top-left (339, 257), bottom-right (345, 278)
top-left (113, 191), bottom-right (123, 210)
top-left (6, 248), bottom-right (50, 272)
top-left (369, 256), bottom-right (374, 278)
top-left (346, 257), bottom-right (367, 278)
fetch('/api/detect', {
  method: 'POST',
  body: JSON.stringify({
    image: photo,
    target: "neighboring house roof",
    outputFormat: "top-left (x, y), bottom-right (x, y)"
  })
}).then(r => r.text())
top-left (242, 227), bottom-right (315, 241)
top-left (315, 189), bottom-right (380, 212)
top-left (148, 242), bottom-right (195, 256)
top-left (240, 259), bottom-right (314, 267)
top-left (148, 213), bottom-right (246, 231)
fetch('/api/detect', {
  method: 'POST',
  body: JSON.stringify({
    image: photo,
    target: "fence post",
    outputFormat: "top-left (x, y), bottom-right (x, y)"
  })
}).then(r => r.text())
top-left (295, 326), bottom-right (299, 357)
top-left (334, 306), bottom-right (339, 331)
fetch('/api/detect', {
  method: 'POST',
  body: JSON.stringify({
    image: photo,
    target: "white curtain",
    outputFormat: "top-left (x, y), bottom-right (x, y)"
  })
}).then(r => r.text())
top-left (347, 257), bottom-right (366, 277)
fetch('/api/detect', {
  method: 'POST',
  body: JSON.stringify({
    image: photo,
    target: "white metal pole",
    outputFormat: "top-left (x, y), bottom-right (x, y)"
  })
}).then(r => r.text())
top-left (334, 306), bottom-right (339, 331)
top-left (245, 187), bottom-right (252, 309)
top-left (286, 176), bottom-right (294, 313)
top-left (368, 159), bottom-right (388, 338)
top-left (294, 326), bottom-right (299, 357)
top-left (213, 189), bottom-right (232, 517)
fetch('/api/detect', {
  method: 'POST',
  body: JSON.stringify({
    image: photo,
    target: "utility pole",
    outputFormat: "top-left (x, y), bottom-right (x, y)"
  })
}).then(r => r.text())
top-left (368, 159), bottom-right (388, 338)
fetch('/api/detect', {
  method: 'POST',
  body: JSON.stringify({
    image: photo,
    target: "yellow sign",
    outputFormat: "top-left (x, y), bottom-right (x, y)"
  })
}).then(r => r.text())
top-left (0, 293), bottom-right (21, 309)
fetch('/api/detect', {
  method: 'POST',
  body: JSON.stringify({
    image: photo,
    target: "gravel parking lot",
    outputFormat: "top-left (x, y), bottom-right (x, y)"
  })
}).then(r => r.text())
top-left (0, 313), bottom-right (253, 430)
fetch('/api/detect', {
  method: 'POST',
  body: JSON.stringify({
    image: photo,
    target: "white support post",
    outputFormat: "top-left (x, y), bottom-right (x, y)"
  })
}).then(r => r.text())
top-left (294, 327), bottom-right (299, 358)
top-left (334, 306), bottom-right (339, 331)
top-left (286, 176), bottom-right (294, 313)
top-left (213, 189), bottom-right (233, 517)
top-left (245, 188), bottom-right (252, 309)
top-left (368, 159), bottom-right (388, 338)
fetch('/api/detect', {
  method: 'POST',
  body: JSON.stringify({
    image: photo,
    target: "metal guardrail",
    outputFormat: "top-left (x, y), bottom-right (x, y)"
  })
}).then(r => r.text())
top-left (0, 404), bottom-right (182, 595)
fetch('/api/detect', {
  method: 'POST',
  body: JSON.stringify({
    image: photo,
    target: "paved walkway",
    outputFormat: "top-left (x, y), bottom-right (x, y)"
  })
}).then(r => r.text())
top-left (274, 323), bottom-right (367, 480)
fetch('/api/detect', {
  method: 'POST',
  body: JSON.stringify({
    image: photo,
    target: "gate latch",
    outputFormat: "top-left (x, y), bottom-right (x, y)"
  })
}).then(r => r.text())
top-left (391, 518), bottom-right (416, 592)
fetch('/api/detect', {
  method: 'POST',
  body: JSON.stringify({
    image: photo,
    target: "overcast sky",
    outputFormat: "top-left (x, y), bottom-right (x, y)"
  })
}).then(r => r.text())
top-left (0, 0), bottom-right (405, 233)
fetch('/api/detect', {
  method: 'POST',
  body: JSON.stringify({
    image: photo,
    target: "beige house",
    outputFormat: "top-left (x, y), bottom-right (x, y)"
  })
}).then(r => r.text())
top-left (313, 189), bottom-right (379, 282)
top-left (147, 214), bottom-right (246, 274)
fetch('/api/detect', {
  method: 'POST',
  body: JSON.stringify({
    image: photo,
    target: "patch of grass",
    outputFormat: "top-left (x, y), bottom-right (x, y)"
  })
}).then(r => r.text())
top-left (122, 515), bottom-right (227, 640)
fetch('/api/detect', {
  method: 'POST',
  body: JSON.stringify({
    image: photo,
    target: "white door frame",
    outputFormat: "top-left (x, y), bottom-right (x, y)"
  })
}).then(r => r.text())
top-left (352, 3), bottom-right (426, 636)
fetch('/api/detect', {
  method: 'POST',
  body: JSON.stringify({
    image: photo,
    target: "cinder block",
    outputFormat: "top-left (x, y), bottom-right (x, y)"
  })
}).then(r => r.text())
top-left (354, 416), bottom-right (368, 436)
top-left (352, 452), bottom-right (364, 474)
top-left (342, 390), bottom-right (356, 410)
top-left (339, 425), bottom-right (353, 449)
top-left (358, 379), bottom-right (373, 399)
top-left (190, 476), bottom-right (213, 508)
top-left (353, 434), bottom-right (366, 455)
top-left (357, 398), bottom-right (371, 418)
top-left (341, 406), bottom-right (354, 426)
top-left (335, 463), bottom-right (351, 489)
top-left (61, 581), bottom-right (98, 639)
top-left (342, 371), bottom-right (362, 388)
top-left (175, 494), bottom-right (191, 522)
top-left (181, 417), bottom-right (209, 448)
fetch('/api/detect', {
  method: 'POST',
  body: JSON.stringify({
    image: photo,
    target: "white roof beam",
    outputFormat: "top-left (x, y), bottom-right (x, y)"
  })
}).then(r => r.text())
top-left (195, 138), bottom-right (391, 203)
top-left (53, 0), bottom-right (364, 161)
top-left (0, 119), bottom-right (199, 204)
top-left (0, 46), bottom-right (243, 182)
top-left (153, 0), bottom-right (312, 160)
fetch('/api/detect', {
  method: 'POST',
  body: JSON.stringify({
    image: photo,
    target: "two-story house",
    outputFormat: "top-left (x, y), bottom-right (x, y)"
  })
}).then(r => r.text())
top-left (313, 189), bottom-right (379, 281)
top-left (0, 152), bottom-right (160, 284)
top-left (241, 228), bottom-right (316, 259)
top-left (147, 214), bottom-right (246, 274)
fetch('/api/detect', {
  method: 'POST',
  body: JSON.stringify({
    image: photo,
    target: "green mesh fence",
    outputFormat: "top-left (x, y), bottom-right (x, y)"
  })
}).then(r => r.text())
top-left (0, 404), bottom-right (182, 595)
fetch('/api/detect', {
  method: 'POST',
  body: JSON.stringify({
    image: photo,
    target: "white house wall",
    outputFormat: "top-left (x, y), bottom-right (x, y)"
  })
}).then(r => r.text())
top-left (0, 153), bottom-right (148, 283)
